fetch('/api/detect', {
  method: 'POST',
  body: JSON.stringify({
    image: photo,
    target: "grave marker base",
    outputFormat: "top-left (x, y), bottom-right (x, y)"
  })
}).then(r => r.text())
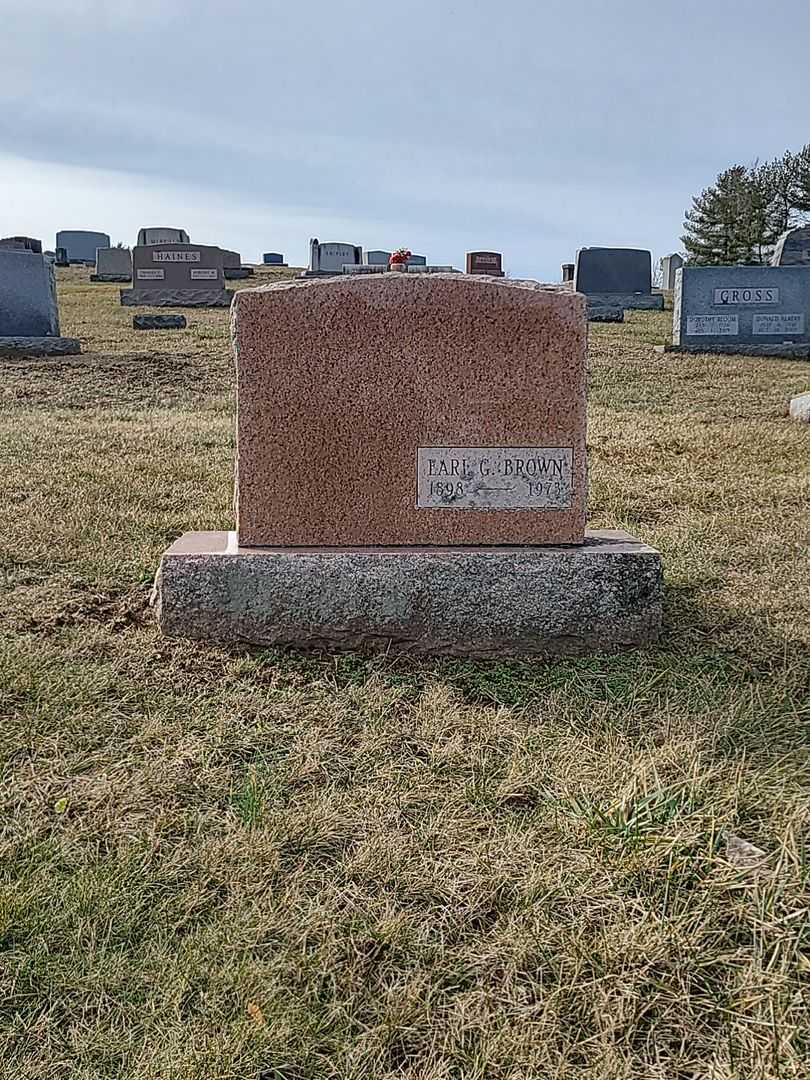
top-left (154, 529), bottom-right (663, 657)
top-left (0, 336), bottom-right (81, 357)
top-left (90, 274), bottom-right (131, 283)
top-left (586, 293), bottom-right (664, 312)
top-left (120, 288), bottom-right (232, 308)
top-left (656, 343), bottom-right (810, 359)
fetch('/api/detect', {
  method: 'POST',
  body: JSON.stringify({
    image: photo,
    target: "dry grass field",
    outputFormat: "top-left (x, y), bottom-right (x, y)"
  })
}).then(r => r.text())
top-left (1, 268), bottom-right (808, 1079)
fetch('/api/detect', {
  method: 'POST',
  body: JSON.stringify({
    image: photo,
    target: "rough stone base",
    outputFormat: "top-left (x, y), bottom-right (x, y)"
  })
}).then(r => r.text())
top-left (133, 315), bottom-right (187, 331)
top-left (789, 392), bottom-right (810, 422)
top-left (588, 307), bottom-right (624, 323)
top-left (587, 293), bottom-right (664, 312)
top-left (90, 274), bottom-right (131, 283)
top-left (224, 267), bottom-right (253, 279)
top-left (120, 288), bottom-right (232, 308)
top-left (154, 529), bottom-right (663, 657)
top-left (657, 343), bottom-right (810, 359)
top-left (0, 336), bottom-right (82, 357)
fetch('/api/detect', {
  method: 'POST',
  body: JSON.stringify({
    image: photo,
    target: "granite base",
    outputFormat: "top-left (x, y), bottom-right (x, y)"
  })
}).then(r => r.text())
top-left (588, 307), bottom-right (624, 323)
top-left (120, 288), bottom-right (232, 308)
top-left (133, 315), bottom-right (187, 330)
top-left (656, 343), bottom-right (810, 359)
top-left (153, 529), bottom-right (663, 658)
top-left (587, 293), bottom-right (664, 312)
top-left (0, 336), bottom-right (81, 356)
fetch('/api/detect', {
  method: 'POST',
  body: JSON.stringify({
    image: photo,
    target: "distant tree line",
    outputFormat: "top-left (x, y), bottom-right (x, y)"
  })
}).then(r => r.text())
top-left (682, 146), bottom-right (810, 265)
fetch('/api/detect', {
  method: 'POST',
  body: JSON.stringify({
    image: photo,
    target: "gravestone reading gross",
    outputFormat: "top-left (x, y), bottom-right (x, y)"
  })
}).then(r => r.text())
top-left (303, 238), bottom-right (363, 276)
top-left (91, 247), bottom-right (132, 282)
top-left (466, 251), bottom-right (504, 276)
top-left (155, 273), bottom-right (662, 656)
top-left (662, 266), bottom-right (810, 357)
top-left (574, 247), bottom-right (664, 316)
top-left (0, 248), bottom-right (80, 356)
top-left (120, 244), bottom-right (231, 308)
top-left (55, 230), bottom-right (110, 264)
top-left (661, 253), bottom-right (684, 291)
top-left (771, 225), bottom-right (810, 267)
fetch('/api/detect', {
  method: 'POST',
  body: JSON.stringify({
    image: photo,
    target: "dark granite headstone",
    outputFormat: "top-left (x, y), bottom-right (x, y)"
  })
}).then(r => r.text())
top-left (574, 247), bottom-right (652, 294)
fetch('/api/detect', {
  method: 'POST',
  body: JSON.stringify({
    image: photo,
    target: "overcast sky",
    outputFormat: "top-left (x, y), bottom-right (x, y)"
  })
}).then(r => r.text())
top-left (2, 0), bottom-right (809, 278)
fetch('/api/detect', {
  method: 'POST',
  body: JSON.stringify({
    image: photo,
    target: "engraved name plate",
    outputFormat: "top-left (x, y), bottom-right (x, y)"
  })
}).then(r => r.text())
top-left (190, 268), bottom-right (218, 280)
top-left (417, 447), bottom-right (573, 510)
top-left (713, 287), bottom-right (780, 305)
top-left (136, 268), bottom-right (165, 280)
top-left (152, 250), bottom-right (201, 262)
top-left (686, 314), bottom-right (739, 336)
top-left (752, 313), bottom-right (805, 335)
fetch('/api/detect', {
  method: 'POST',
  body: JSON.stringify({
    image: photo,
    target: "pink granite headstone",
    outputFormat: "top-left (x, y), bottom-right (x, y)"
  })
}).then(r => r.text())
top-left (233, 273), bottom-right (587, 547)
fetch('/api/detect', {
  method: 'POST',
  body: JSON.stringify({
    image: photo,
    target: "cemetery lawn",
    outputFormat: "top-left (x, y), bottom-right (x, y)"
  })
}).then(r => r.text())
top-left (1, 267), bottom-right (809, 1080)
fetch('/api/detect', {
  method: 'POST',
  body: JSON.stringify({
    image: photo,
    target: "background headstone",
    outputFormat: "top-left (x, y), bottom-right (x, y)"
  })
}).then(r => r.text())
top-left (305, 238), bottom-right (363, 275)
top-left (574, 247), bottom-right (663, 314)
top-left (661, 253), bottom-right (684, 291)
top-left (222, 249), bottom-right (253, 279)
top-left (466, 251), bottom-right (504, 276)
top-left (55, 247), bottom-right (69, 267)
top-left (121, 244), bottom-right (231, 307)
top-left (771, 225), bottom-right (810, 267)
top-left (0, 236), bottom-right (43, 253)
top-left (574, 247), bottom-right (652, 294)
top-left (561, 263), bottom-right (575, 282)
top-left (262, 252), bottom-right (286, 265)
top-left (91, 247), bottom-right (132, 282)
top-left (0, 249), bottom-right (61, 335)
top-left (233, 275), bottom-right (587, 547)
top-left (0, 248), bottom-right (80, 354)
top-left (408, 254), bottom-right (427, 266)
top-left (365, 250), bottom-right (391, 265)
top-left (136, 227), bottom-right (191, 246)
top-left (55, 230), bottom-right (111, 264)
top-left (672, 265), bottom-right (810, 352)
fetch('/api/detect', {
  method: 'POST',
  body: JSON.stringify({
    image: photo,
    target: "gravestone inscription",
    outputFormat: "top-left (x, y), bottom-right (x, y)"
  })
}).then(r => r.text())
top-left (121, 244), bottom-right (231, 307)
top-left (670, 265), bottom-right (810, 355)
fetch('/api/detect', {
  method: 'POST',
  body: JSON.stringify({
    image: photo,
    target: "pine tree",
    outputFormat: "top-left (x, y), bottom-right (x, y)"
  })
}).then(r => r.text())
top-left (682, 166), bottom-right (755, 264)
top-left (789, 144), bottom-right (810, 216)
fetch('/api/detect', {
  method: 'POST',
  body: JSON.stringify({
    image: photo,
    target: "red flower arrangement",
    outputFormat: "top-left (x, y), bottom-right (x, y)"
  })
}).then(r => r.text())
top-left (389, 247), bottom-right (411, 267)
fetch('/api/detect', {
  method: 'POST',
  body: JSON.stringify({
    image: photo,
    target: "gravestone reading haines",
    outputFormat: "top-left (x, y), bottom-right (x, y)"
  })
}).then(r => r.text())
top-left (120, 244), bottom-right (231, 307)
top-left (0, 248), bottom-right (80, 356)
top-left (771, 225), bottom-right (810, 267)
top-left (155, 273), bottom-right (663, 656)
top-left (665, 265), bottom-right (810, 357)
top-left (574, 247), bottom-right (664, 315)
